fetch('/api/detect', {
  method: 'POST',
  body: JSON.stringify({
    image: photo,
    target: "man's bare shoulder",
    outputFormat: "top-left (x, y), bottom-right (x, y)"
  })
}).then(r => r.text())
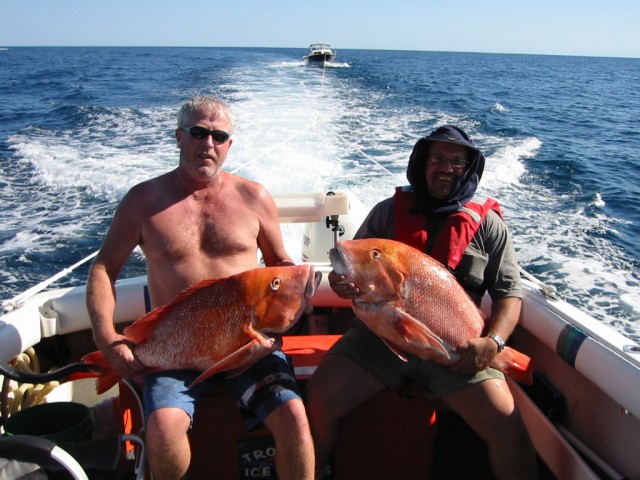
top-left (225, 173), bottom-right (273, 206)
top-left (121, 171), bottom-right (176, 207)
top-left (227, 173), bottom-right (265, 193)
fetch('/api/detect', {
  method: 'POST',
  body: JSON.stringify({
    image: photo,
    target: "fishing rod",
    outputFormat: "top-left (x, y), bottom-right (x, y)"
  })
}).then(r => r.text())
top-left (1, 250), bottom-right (99, 314)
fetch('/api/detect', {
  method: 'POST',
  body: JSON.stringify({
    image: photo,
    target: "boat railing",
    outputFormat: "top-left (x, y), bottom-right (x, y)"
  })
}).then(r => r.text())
top-left (273, 190), bottom-right (350, 223)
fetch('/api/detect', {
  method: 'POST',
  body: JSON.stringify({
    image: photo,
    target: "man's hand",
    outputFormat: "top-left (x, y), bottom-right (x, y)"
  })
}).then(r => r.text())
top-left (328, 270), bottom-right (361, 299)
top-left (450, 337), bottom-right (499, 374)
top-left (100, 334), bottom-right (146, 378)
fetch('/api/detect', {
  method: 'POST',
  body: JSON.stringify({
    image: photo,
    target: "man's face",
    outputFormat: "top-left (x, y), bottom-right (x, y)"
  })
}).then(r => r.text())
top-left (424, 141), bottom-right (470, 200)
top-left (175, 109), bottom-right (233, 180)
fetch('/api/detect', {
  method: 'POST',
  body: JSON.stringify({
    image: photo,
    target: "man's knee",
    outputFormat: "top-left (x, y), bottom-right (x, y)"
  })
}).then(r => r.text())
top-left (146, 407), bottom-right (191, 441)
top-left (265, 399), bottom-right (310, 437)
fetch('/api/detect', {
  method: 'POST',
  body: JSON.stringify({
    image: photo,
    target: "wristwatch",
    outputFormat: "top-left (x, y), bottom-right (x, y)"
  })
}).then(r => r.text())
top-left (486, 332), bottom-right (505, 352)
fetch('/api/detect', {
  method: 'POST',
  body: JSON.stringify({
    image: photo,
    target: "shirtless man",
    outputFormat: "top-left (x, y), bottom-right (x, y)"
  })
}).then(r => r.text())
top-left (86, 96), bottom-right (314, 479)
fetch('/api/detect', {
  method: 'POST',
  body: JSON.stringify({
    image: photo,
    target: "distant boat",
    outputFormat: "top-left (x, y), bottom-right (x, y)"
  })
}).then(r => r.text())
top-left (304, 43), bottom-right (336, 65)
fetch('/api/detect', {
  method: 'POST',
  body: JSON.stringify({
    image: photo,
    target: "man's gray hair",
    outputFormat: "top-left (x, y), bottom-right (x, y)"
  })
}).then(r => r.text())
top-left (177, 96), bottom-right (235, 134)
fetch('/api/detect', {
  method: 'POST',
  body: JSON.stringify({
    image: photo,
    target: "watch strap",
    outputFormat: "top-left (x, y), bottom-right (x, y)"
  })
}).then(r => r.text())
top-left (487, 332), bottom-right (505, 352)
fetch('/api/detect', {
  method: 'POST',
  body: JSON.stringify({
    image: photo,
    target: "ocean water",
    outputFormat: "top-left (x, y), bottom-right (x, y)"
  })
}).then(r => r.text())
top-left (0, 47), bottom-right (638, 342)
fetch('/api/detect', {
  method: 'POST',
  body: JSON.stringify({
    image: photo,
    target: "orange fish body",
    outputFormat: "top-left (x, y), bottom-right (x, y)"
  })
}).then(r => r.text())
top-left (329, 238), bottom-right (533, 383)
top-left (84, 264), bottom-right (321, 394)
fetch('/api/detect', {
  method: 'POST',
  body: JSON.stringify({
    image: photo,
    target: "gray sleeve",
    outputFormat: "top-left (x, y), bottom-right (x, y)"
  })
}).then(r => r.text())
top-left (471, 209), bottom-right (522, 301)
top-left (354, 197), bottom-right (396, 240)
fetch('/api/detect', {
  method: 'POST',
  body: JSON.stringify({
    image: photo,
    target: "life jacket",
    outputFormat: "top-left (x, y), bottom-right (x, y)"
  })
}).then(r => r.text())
top-left (394, 186), bottom-right (503, 270)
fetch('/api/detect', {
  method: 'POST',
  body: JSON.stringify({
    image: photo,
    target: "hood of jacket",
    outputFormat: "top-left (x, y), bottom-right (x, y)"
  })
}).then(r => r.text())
top-left (406, 125), bottom-right (485, 213)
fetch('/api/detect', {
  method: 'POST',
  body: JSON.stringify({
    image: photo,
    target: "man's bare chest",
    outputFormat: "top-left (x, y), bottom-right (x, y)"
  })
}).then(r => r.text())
top-left (143, 201), bottom-right (260, 258)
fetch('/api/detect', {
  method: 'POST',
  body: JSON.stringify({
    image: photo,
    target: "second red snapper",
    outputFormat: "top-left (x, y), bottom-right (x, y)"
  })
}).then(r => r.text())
top-left (83, 264), bottom-right (321, 393)
top-left (329, 238), bottom-right (533, 383)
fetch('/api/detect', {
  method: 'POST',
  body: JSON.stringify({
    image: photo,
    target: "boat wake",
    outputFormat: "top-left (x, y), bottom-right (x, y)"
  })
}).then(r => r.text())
top-left (1, 48), bottom-right (638, 343)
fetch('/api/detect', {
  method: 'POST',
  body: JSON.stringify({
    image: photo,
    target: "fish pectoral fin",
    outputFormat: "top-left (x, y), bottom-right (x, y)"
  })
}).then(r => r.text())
top-left (188, 336), bottom-right (277, 388)
top-left (392, 307), bottom-right (450, 360)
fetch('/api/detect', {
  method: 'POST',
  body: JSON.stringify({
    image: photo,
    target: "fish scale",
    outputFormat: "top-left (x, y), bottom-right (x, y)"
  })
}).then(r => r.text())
top-left (404, 268), bottom-right (484, 348)
top-left (136, 303), bottom-right (252, 370)
top-left (330, 238), bottom-right (534, 383)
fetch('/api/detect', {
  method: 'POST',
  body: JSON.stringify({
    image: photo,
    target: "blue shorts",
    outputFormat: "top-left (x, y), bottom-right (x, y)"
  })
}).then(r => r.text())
top-left (143, 350), bottom-right (301, 430)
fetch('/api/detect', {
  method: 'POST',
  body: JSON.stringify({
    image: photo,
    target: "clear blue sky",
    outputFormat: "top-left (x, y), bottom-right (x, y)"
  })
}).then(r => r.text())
top-left (1, 0), bottom-right (639, 58)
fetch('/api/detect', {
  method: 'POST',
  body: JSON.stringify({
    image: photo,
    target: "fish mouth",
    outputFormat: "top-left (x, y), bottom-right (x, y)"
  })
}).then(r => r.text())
top-left (306, 266), bottom-right (322, 299)
top-left (329, 245), bottom-right (350, 276)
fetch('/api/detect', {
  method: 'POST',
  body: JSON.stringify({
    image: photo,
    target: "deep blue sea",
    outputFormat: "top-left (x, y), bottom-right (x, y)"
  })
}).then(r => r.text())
top-left (0, 47), bottom-right (638, 342)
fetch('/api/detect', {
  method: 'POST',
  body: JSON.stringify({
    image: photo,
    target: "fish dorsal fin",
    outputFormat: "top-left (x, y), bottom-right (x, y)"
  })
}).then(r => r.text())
top-left (124, 278), bottom-right (224, 343)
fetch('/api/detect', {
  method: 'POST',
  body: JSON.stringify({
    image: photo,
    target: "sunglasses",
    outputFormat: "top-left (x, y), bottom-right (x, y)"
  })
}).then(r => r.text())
top-left (181, 125), bottom-right (230, 143)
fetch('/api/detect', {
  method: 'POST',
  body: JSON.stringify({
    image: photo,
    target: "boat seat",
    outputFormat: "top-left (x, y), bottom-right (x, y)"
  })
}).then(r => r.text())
top-left (185, 334), bottom-right (436, 479)
top-left (116, 334), bottom-right (437, 478)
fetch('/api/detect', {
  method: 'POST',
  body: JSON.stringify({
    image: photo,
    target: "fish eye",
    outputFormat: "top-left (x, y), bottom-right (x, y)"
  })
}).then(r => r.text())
top-left (372, 249), bottom-right (381, 259)
top-left (270, 278), bottom-right (281, 290)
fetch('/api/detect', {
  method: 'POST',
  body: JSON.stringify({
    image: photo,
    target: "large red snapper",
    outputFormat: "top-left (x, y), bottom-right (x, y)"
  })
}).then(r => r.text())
top-left (329, 238), bottom-right (533, 383)
top-left (83, 264), bottom-right (321, 393)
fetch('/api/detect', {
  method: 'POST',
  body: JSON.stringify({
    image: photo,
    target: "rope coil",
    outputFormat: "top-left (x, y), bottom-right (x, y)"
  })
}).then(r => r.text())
top-left (1, 348), bottom-right (61, 431)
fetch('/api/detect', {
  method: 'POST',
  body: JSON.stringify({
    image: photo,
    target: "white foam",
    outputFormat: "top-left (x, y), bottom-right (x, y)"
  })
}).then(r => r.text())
top-left (492, 102), bottom-right (509, 113)
top-left (478, 137), bottom-right (537, 191)
top-left (593, 192), bottom-right (605, 207)
top-left (219, 65), bottom-right (638, 339)
top-left (4, 58), bottom-right (636, 340)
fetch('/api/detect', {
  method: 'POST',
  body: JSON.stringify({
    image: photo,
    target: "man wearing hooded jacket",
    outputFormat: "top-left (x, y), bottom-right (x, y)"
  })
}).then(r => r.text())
top-left (305, 126), bottom-right (538, 479)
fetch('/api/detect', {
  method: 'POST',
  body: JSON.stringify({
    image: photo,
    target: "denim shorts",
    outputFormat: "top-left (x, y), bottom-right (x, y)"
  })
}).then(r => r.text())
top-left (328, 324), bottom-right (504, 399)
top-left (143, 350), bottom-right (301, 430)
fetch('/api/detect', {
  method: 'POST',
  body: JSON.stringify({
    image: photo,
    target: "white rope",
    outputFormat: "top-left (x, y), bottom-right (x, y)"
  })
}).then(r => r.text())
top-left (231, 60), bottom-right (335, 176)
top-left (326, 124), bottom-right (403, 180)
top-left (228, 123), bottom-right (317, 175)
top-left (519, 266), bottom-right (558, 299)
top-left (2, 250), bottom-right (99, 313)
top-left (1, 349), bottom-right (61, 427)
top-left (317, 60), bottom-right (328, 125)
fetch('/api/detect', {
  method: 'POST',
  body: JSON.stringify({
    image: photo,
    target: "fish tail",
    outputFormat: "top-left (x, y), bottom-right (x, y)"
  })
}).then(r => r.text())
top-left (492, 347), bottom-right (535, 384)
top-left (81, 351), bottom-right (120, 394)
